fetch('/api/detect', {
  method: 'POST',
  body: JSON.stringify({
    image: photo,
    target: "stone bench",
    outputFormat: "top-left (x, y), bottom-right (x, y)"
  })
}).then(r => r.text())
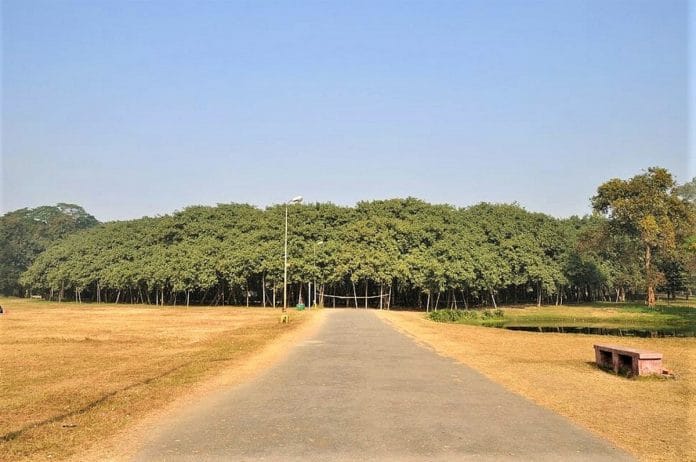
top-left (593, 344), bottom-right (663, 377)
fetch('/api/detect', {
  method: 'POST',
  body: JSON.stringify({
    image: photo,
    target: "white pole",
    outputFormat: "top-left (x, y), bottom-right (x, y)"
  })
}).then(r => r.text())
top-left (283, 203), bottom-right (288, 312)
top-left (282, 196), bottom-right (302, 313)
top-left (313, 240), bottom-right (322, 307)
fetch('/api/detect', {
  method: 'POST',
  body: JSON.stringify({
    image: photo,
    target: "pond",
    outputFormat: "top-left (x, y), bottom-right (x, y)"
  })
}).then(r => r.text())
top-left (498, 325), bottom-right (696, 338)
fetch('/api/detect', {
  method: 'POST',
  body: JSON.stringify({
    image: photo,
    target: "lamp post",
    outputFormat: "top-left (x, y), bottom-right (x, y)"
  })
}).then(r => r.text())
top-left (283, 196), bottom-right (303, 312)
top-left (313, 240), bottom-right (323, 307)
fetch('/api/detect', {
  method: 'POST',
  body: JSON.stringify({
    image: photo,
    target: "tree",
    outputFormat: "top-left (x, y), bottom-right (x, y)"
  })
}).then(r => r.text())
top-left (0, 203), bottom-right (98, 295)
top-left (592, 167), bottom-right (694, 306)
top-left (18, 169), bottom-right (692, 309)
top-left (675, 177), bottom-right (696, 204)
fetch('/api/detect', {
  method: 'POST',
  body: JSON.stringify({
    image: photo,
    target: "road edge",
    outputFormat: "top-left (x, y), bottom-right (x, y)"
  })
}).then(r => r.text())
top-left (74, 309), bottom-right (328, 462)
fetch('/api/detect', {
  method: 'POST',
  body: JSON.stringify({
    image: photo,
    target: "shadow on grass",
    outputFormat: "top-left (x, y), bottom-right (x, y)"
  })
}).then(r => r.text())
top-left (0, 361), bottom-right (195, 443)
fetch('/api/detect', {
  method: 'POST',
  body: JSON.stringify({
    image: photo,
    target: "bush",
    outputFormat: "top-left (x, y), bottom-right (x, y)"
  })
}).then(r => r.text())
top-left (481, 309), bottom-right (505, 319)
top-left (428, 308), bottom-right (504, 324)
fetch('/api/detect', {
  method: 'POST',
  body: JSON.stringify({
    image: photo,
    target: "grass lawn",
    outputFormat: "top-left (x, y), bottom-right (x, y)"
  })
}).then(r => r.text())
top-left (432, 302), bottom-right (696, 332)
top-left (0, 297), bottom-right (314, 462)
top-left (379, 309), bottom-right (696, 462)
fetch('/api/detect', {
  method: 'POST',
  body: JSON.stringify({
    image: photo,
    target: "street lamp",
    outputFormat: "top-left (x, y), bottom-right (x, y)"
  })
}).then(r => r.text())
top-left (313, 240), bottom-right (324, 307)
top-left (283, 196), bottom-right (303, 312)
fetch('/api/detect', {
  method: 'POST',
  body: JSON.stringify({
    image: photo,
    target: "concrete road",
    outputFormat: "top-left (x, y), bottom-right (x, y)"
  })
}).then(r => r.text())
top-left (134, 310), bottom-right (633, 461)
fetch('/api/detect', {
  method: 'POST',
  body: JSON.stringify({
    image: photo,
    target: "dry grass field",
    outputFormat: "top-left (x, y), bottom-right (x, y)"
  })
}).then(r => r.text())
top-left (0, 298), bottom-right (314, 461)
top-left (378, 310), bottom-right (696, 462)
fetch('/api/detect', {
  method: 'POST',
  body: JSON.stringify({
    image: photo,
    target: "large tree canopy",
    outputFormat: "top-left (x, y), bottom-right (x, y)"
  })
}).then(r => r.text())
top-left (19, 199), bottom-right (576, 308)
top-left (12, 168), bottom-right (696, 308)
top-left (0, 203), bottom-right (98, 295)
top-left (591, 167), bottom-right (696, 306)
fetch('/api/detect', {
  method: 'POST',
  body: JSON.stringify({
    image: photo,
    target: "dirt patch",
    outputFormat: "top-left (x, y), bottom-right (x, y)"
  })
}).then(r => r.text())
top-left (0, 298), bottom-right (322, 461)
top-left (378, 310), bottom-right (696, 462)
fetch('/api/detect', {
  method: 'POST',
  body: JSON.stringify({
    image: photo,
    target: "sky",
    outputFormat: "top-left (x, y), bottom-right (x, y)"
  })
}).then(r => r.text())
top-left (1, 0), bottom-right (692, 222)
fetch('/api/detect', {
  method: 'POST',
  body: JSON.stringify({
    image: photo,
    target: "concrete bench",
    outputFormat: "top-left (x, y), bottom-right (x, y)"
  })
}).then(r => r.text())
top-left (594, 344), bottom-right (663, 377)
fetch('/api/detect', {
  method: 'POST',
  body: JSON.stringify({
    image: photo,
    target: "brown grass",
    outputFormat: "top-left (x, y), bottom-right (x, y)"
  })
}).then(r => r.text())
top-left (0, 298), bottom-right (316, 461)
top-left (377, 310), bottom-right (696, 462)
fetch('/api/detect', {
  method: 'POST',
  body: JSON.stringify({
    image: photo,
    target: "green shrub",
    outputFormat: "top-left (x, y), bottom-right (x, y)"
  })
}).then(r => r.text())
top-left (428, 308), bottom-right (504, 324)
top-left (481, 309), bottom-right (505, 319)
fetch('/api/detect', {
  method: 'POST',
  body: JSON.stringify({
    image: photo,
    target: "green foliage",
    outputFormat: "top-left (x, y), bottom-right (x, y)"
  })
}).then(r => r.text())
top-left (592, 167), bottom-right (696, 305)
top-left (13, 167), bottom-right (696, 307)
top-left (675, 177), bottom-right (696, 204)
top-left (428, 309), bottom-right (504, 324)
top-left (0, 203), bottom-right (98, 295)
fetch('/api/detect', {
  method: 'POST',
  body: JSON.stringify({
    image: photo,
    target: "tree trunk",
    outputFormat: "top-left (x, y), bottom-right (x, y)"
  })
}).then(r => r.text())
top-left (352, 280), bottom-right (358, 308)
top-left (200, 288), bottom-right (210, 305)
top-left (426, 292), bottom-right (430, 312)
top-left (646, 245), bottom-right (656, 307)
top-left (379, 284), bottom-right (383, 310)
top-left (272, 281), bottom-right (277, 308)
top-left (536, 282), bottom-right (542, 307)
top-left (186, 290), bottom-right (190, 307)
top-left (262, 274), bottom-right (266, 307)
top-left (490, 288), bottom-right (497, 308)
top-left (364, 280), bottom-right (368, 309)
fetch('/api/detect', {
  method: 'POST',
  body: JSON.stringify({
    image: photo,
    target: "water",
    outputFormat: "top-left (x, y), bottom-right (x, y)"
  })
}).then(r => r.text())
top-left (499, 325), bottom-right (696, 338)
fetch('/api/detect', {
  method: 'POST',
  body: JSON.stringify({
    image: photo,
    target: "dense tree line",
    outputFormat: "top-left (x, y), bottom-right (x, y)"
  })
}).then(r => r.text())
top-left (11, 168), bottom-right (696, 308)
top-left (0, 204), bottom-right (98, 296)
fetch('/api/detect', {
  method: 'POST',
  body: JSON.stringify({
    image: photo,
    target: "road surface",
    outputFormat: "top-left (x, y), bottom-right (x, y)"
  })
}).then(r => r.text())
top-left (134, 309), bottom-right (633, 461)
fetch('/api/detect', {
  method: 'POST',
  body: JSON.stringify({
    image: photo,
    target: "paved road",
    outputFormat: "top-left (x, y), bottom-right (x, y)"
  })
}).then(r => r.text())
top-left (134, 310), bottom-right (633, 461)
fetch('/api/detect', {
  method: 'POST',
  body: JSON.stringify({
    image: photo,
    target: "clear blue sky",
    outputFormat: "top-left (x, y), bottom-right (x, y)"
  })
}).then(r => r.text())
top-left (1, 0), bottom-right (691, 221)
